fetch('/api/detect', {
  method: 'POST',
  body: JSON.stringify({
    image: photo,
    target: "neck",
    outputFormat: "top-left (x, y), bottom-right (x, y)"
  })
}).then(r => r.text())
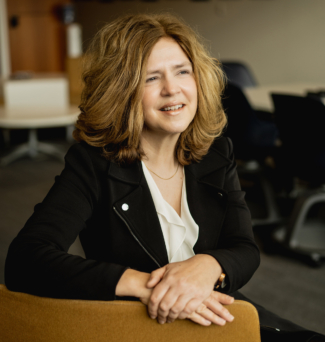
top-left (140, 129), bottom-right (180, 172)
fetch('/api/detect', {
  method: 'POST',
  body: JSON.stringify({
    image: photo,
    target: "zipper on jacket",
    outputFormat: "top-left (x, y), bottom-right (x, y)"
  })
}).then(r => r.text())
top-left (113, 206), bottom-right (161, 268)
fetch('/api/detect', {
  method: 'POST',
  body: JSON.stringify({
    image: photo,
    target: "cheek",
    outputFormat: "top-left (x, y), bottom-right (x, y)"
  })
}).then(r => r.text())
top-left (141, 93), bottom-right (150, 113)
top-left (142, 88), bottom-right (158, 113)
top-left (142, 95), bottom-right (156, 126)
top-left (192, 81), bottom-right (198, 103)
top-left (184, 79), bottom-right (197, 104)
top-left (189, 87), bottom-right (198, 115)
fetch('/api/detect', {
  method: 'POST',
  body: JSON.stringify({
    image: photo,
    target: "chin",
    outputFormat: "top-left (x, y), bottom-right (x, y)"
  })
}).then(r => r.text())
top-left (145, 120), bottom-right (191, 136)
top-left (164, 124), bottom-right (190, 135)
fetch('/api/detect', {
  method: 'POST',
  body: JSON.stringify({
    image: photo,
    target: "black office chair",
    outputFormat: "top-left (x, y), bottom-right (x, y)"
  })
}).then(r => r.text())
top-left (271, 94), bottom-right (325, 265)
top-left (222, 83), bottom-right (281, 226)
top-left (221, 61), bottom-right (258, 88)
top-left (223, 83), bottom-right (278, 160)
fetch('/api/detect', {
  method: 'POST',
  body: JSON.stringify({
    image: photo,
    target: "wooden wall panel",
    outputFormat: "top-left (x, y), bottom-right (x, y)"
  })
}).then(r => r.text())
top-left (7, 0), bottom-right (70, 73)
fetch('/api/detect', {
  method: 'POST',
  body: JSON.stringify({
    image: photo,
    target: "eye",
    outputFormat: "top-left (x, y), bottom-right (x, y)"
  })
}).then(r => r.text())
top-left (146, 76), bottom-right (157, 83)
top-left (179, 70), bottom-right (190, 75)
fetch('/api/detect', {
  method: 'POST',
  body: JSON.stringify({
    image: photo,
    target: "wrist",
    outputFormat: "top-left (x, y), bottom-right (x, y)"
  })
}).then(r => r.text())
top-left (195, 254), bottom-right (223, 284)
top-left (116, 269), bottom-right (150, 298)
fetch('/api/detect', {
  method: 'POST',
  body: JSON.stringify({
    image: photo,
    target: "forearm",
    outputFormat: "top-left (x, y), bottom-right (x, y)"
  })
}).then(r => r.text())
top-left (5, 237), bottom-right (128, 301)
top-left (201, 244), bottom-right (260, 293)
top-left (116, 269), bottom-right (151, 300)
top-left (201, 188), bottom-right (260, 294)
top-left (214, 138), bottom-right (260, 293)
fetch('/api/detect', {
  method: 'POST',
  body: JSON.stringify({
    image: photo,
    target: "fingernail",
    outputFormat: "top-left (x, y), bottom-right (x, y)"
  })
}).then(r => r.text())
top-left (205, 320), bottom-right (211, 325)
top-left (150, 316), bottom-right (156, 319)
top-left (228, 314), bottom-right (234, 321)
top-left (159, 320), bottom-right (165, 325)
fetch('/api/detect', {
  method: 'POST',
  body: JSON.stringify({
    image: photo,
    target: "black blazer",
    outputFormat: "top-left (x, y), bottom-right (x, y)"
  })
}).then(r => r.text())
top-left (5, 137), bottom-right (260, 301)
top-left (6, 137), bottom-right (325, 340)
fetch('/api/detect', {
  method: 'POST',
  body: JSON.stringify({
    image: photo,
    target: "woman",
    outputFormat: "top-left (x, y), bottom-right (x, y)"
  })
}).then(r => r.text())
top-left (5, 13), bottom-right (324, 341)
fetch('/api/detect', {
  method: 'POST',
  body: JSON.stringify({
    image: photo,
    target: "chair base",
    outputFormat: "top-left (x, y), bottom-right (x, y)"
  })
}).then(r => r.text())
top-left (272, 187), bottom-right (325, 266)
top-left (0, 128), bottom-right (67, 166)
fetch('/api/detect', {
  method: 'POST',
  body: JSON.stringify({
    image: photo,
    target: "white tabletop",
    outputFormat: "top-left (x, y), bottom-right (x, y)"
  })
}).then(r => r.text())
top-left (0, 105), bottom-right (79, 129)
top-left (244, 83), bottom-right (325, 111)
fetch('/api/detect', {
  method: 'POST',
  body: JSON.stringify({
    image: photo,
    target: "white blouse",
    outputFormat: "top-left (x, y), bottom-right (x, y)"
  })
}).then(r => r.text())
top-left (141, 161), bottom-right (199, 263)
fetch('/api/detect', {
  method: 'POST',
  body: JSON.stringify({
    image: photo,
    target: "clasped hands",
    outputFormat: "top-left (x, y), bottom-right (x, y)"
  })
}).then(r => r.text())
top-left (140, 254), bottom-right (234, 326)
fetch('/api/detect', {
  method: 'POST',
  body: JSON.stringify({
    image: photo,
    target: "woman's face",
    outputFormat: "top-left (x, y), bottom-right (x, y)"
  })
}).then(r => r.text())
top-left (142, 37), bottom-right (197, 137)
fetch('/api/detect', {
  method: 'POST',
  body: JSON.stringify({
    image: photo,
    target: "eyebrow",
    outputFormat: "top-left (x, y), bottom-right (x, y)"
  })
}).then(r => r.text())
top-left (146, 61), bottom-right (192, 75)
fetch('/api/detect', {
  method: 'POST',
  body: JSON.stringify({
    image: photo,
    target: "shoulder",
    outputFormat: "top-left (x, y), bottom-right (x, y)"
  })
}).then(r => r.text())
top-left (65, 142), bottom-right (110, 174)
top-left (186, 136), bottom-right (233, 180)
top-left (209, 136), bottom-right (233, 160)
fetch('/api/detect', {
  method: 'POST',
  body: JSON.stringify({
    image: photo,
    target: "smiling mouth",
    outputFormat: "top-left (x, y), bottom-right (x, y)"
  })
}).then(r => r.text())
top-left (160, 104), bottom-right (185, 111)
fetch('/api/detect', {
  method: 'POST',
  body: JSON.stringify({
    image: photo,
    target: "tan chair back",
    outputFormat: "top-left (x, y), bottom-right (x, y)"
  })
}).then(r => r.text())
top-left (0, 284), bottom-right (260, 342)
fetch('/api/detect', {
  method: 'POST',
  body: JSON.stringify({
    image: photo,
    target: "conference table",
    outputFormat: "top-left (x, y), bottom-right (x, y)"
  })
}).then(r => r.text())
top-left (0, 105), bottom-right (79, 166)
top-left (243, 82), bottom-right (325, 111)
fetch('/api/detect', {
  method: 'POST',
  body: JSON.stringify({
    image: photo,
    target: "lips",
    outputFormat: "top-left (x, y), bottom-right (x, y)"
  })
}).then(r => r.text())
top-left (159, 103), bottom-right (185, 111)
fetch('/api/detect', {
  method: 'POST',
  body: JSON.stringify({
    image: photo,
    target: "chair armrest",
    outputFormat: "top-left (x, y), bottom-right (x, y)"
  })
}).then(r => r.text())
top-left (0, 284), bottom-right (260, 342)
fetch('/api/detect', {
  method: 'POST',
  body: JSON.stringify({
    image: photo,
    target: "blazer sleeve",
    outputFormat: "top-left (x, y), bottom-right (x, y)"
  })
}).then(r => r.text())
top-left (199, 138), bottom-right (260, 294)
top-left (5, 143), bottom-right (128, 300)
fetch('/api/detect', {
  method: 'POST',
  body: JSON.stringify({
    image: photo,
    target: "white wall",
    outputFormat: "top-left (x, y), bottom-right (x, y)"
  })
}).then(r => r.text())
top-left (0, 0), bottom-right (11, 99)
top-left (76, 0), bottom-right (325, 85)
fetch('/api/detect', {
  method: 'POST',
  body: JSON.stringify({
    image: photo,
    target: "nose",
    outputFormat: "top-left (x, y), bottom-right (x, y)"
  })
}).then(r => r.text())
top-left (161, 75), bottom-right (180, 97)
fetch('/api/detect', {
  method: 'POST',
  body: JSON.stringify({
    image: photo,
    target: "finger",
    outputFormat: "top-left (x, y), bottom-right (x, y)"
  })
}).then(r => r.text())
top-left (165, 294), bottom-right (192, 323)
top-left (217, 293), bottom-right (235, 305)
top-left (204, 292), bottom-right (234, 310)
top-left (156, 290), bottom-right (180, 324)
top-left (147, 282), bottom-right (170, 320)
top-left (147, 267), bottom-right (166, 289)
top-left (196, 304), bottom-right (229, 326)
top-left (177, 298), bottom-right (202, 320)
top-left (204, 296), bottom-right (234, 322)
top-left (188, 311), bottom-right (211, 326)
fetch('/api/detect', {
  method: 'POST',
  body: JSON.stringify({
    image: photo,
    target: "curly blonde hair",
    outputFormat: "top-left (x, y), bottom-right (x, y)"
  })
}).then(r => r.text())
top-left (73, 13), bottom-right (226, 165)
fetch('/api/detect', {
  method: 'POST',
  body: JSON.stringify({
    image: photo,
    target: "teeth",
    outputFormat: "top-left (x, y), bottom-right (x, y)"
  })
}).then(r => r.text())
top-left (162, 104), bottom-right (183, 111)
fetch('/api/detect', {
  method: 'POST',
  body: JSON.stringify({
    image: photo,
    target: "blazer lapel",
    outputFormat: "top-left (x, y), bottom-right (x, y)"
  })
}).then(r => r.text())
top-left (108, 161), bottom-right (169, 267)
top-left (185, 145), bottom-right (232, 253)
